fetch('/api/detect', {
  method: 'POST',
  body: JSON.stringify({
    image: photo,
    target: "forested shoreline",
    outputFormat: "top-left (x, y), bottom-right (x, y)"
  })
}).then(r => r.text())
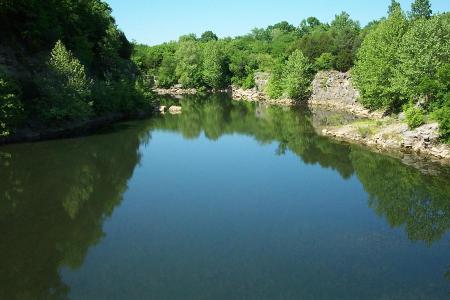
top-left (0, 0), bottom-right (155, 139)
top-left (134, 0), bottom-right (450, 143)
top-left (1, 0), bottom-right (449, 144)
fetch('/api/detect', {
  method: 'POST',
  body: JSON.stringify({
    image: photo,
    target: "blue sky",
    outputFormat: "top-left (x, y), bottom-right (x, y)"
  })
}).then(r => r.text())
top-left (105, 0), bottom-right (450, 45)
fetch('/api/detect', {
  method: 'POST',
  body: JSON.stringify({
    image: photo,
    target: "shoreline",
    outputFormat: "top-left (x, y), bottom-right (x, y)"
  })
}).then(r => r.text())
top-left (3, 86), bottom-right (450, 165)
top-left (0, 110), bottom-right (153, 146)
top-left (155, 85), bottom-right (450, 164)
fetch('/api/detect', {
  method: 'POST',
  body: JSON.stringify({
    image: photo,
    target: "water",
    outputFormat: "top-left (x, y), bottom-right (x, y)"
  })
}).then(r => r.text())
top-left (0, 94), bottom-right (449, 300)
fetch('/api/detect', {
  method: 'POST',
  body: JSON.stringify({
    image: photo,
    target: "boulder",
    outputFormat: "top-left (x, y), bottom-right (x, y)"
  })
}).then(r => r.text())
top-left (169, 106), bottom-right (182, 114)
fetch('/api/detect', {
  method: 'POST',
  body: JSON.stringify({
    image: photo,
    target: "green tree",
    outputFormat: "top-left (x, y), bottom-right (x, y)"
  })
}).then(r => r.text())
top-left (388, 0), bottom-right (401, 15)
top-left (200, 31), bottom-right (218, 42)
top-left (175, 41), bottom-right (204, 87)
top-left (178, 33), bottom-right (198, 43)
top-left (353, 7), bottom-right (408, 110)
top-left (40, 40), bottom-right (93, 123)
top-left (281, 50), bottom-right (314, 100)
top-left (315, 53), bottom-right (335, 70)
top-left (393, 14), bottom-right (450, 106)
top-left (157, 54), bottom-right (178, 88)
top-left (266, 60), bottom-right (284, 99)
top-left (330, 12), bottom-right (361, 71)
top-left (410, 0), bottom-right (432, 19)
top-left (299, 17), bottom-right (323, 36)
top-left (202, 42), bottom-right (229, 89)
top-left (298, 27), bottom-right (334, 62)
top-left (403, 103), bottom-right (425, 128)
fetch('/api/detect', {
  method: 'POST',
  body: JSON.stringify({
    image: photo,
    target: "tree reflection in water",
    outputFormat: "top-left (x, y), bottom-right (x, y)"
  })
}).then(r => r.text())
top-left (0, 94), bottom-right (448, 299)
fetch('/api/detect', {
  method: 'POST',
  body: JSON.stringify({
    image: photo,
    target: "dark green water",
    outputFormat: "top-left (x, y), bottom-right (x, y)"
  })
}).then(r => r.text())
top-left (0, 94), bottom-right (449, 300)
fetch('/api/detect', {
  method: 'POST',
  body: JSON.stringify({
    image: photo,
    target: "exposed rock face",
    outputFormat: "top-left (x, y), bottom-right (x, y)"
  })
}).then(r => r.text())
top-left (308, 71), bottom-right (385, 119)
top-left (254, 72), bottom-right (270, 92)
top-left (311, 71), bottom-right (359, 104)
top-left (231, 86), bottom-right (294, 106)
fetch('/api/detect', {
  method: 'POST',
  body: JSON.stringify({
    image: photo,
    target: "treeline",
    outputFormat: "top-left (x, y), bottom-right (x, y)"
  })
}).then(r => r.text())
top-left (134, 0), bottom-right (450, 142)
top-left (133, 12), bottom-right (363, 90)
top-left (0, 0), bottom-right (154, 137)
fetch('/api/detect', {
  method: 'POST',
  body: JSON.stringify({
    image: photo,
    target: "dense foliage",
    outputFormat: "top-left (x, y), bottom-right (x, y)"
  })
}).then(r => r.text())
top-left (133, 12), bottom-right (363, 92)
top-left (267, 50), bottom-right (314, 100)
top-left (0, 0), bottom-right (154, 136)
top-left (353, 0), bottom-right (450, 140)
top-left (1, 0), bottom-right (449, 143)
top-left (0, 71), bottom-right (23, 136)
top-left (39, 41), bottom-right (93, 123)
top-left (130, 0), bottom-right (450, 142)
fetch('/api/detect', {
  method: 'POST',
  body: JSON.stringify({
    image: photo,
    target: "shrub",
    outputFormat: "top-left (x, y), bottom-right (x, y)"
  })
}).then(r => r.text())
top-left (92, 78), bottom-right (154, 115)
top-left (403, 103), bottom-right (425, 129)
top-left (0, 73), bottom-right (24, 136)
top-left (315, 53), bottom-right (335, 71)
top-left (430, 96), bottom-right (450, 143)
top-left (357, 126), bottom-right (374, 138)
top-left (242, 73), bottom-right (255, 90)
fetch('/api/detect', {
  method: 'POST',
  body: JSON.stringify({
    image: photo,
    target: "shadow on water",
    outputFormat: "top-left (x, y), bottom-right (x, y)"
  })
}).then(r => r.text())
top-left (0, 93), bottom-right (448, 299)
top-left (0, 121), bottom-right (152, 300)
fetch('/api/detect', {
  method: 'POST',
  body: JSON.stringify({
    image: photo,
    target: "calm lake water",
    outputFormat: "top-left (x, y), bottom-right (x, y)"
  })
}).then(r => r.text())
top-left (0, 94), bottom-right (449, 300)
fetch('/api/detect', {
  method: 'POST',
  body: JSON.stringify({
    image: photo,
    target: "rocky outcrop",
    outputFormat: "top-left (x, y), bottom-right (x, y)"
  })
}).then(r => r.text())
top-left (168, 106), bottom-right (182, 114)
top-left (231, 70), bottom-right (385, 118)
top-left (308, 71), bottom-right (385, 118)
top-left (231, 86), bottom-right (294, 106)
top-left (154, 86), bottom-right (198, 97)
top-left (254, 72), bottom-right (270, 91)
top-left (322, 121), bottom-right (450, 162)
top-left (154, 85), bottom-right (230, 98)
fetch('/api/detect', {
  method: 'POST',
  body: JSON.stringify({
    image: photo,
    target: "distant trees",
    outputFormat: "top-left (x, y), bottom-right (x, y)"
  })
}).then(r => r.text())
top-left (388, 0), bottom-right (401, 15)
top-left (296, 12), bottom-right (361, 72)
top-left (175, 41), bottom-right (204, 87)
top-left (200, 31), bottom-right (219, 42)
top-left (157, 54), bottom-right (178, 88)
top-left (128, 0), bottom-right (449, 142)
top-left (202, 42), bottom-right (230, 89)
top-left (134, 13), bottom-right (365, 92)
